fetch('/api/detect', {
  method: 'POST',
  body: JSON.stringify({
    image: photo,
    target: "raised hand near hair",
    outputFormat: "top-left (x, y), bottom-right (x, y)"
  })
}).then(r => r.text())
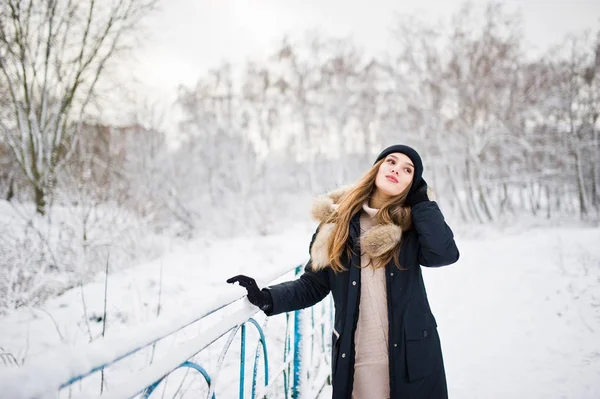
top-left (405, 178), bottom-right (430, 207)
top-left (226, 275), bottom-right (273, 313)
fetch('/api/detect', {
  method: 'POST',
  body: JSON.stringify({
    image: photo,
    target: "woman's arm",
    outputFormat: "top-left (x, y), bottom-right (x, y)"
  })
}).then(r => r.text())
top-left (412, 200), bottom-right (460, 267)
top-left (264, 227), bottom-right (331, 316)
top-left (264, 262), bottom-right (330, 316)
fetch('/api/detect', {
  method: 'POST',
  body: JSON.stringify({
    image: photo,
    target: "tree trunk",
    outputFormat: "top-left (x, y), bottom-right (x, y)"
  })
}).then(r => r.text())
top-left (34, 184), bottom-right (46, 216)
top-left (592, 124), bottom-right (600, 210)
top-left (477, 180), bottom-right (494, 221)
top-left (528, 182), bottom-right (541, 216)
top-left (445, 164), bottom-right (470, 221)
top-left (499, 182), bottom-right (509, 215)
top-left (554, 186), bottom-right (561, 214)
top-left (6, 177), bottom-right (14, 202)
top-left (573, 149), bottom-right (589, 217)
top-left (545, 184), bottom-right (551, 219)
top-left (465, 158), bottom-right (487, 223)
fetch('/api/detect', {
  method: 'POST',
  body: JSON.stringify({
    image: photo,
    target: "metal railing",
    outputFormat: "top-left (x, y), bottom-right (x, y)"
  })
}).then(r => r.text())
top-left (0, 265), bottom-right (333, 399)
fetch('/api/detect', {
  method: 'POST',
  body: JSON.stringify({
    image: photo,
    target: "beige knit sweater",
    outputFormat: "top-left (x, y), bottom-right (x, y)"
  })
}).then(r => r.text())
top-left (352, 202), bottom-right (390, 399)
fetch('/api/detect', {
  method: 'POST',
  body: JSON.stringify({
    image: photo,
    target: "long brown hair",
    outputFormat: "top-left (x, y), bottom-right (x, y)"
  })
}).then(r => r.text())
top-left (324, 159), bottom-right (413, 272)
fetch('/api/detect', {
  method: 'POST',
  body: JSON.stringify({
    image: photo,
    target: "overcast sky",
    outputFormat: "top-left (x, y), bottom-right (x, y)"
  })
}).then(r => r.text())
top-left (111, 0), bottom-right (600, 127)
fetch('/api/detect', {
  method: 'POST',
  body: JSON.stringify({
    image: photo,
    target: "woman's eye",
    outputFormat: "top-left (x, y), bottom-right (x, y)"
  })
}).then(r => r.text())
top-left (387, 159), bottom-right (395, 165)
top-left (404, 168), bottom-right (412, 174)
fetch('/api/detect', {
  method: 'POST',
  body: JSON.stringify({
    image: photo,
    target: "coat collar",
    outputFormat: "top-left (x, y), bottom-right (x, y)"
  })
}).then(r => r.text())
top-left (309, 186), bottom-right (403, 271)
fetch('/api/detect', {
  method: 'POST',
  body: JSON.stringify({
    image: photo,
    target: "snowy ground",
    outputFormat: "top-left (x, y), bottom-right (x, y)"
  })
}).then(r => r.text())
top-left (320, 224), bottom-right (600, 399)
top-left (435, 225), bottom-right (600, 399)
top-left (0, 219), bottom-right (321, 398)
top-left (1, 222), bottom-right (600, 398)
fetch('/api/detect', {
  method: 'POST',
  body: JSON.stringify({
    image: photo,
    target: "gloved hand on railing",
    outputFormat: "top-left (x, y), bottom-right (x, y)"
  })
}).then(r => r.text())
top-left (226, 275), bottom-right (273, 313)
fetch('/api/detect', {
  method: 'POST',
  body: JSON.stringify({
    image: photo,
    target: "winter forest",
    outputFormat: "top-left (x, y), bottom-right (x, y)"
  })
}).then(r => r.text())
top-left (1, 0), bottom-right (600, 398)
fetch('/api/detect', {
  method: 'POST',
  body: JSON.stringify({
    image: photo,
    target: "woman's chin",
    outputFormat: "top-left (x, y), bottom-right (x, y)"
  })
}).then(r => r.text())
top-left (376, 186), bottom-right (403, 198)
top-left (376, 180), bottom-right (402, 197)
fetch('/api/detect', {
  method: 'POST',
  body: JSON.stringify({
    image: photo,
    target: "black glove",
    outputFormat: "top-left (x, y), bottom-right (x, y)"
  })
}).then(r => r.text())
top-left (226, 275), bottom-right (273, 313)
top-left (405, 178), bottom-right (430, 207)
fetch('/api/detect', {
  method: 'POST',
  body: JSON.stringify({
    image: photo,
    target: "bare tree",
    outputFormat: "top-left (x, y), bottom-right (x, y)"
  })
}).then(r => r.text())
top-left (385, 3), bottom-right (546, 222)
top-left (0, 0), bottom-right (157, 215)
top-left (318, 37), bottom-right (365, 183)
top-left (270, 34), bottom-right (330, 191)
top-left (543, 31), bottom-right (600, 217)
top-left (582, 33), bottom-right (600, 210)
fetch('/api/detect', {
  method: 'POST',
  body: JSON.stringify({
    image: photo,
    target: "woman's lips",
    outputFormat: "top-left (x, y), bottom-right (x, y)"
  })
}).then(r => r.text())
top-left (386, 175), bottom-right (398, 183)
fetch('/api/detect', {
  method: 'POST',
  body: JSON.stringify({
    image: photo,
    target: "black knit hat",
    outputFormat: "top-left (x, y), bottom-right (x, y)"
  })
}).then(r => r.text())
top-left (374, 144), bottom-right (424, 195)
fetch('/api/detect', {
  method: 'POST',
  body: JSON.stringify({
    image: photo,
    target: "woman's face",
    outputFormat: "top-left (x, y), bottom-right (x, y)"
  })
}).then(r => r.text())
top-left (374, 152), bottom-right (414, 198)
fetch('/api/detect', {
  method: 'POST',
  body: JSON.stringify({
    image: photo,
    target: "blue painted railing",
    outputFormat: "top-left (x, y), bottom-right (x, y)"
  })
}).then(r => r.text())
top-left (0, 264), bottom-right (333, 399)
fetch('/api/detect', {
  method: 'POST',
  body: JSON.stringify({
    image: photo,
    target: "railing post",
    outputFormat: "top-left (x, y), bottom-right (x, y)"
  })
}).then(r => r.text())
top-left (292, 265), bottom-right (304, 399)
top-left (240, 323), bottom-right (247, 399)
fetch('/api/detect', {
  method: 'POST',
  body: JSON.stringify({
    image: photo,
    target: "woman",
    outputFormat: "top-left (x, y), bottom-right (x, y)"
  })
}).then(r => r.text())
top-left (227, 144), bottom-right (459, 399)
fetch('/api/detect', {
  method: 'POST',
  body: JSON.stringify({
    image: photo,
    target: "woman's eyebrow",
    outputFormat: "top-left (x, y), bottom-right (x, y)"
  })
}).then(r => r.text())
top-left (387, 155), bottom-right (413, 168)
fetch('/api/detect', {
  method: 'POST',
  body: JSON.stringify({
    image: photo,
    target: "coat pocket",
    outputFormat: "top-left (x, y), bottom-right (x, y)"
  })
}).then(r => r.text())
top-left (404, 316), bottom-right (438, 382)
top-left (331, 328), bottom-right (341, 383)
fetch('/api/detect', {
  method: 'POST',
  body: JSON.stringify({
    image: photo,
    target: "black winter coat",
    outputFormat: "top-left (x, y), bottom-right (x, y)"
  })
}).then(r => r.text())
top-left (265, 200), bottom-right (459, 399)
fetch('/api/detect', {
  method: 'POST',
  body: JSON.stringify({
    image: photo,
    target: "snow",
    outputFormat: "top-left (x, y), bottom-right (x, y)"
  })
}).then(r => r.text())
top-left (429, 226), bottom-right (600, 398)
top-left (0, 220), bottom-right (318, 398)
top-left (1, 222), bottom-right (600, 398)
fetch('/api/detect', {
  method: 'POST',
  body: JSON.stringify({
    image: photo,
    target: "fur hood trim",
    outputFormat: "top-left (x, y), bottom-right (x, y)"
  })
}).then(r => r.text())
top-left (309, 185), bottom-right (435, 271)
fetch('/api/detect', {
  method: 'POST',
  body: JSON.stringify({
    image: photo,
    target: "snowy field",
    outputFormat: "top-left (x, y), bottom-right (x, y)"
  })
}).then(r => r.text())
top-left (1, 221), bottom-right (600, 398)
